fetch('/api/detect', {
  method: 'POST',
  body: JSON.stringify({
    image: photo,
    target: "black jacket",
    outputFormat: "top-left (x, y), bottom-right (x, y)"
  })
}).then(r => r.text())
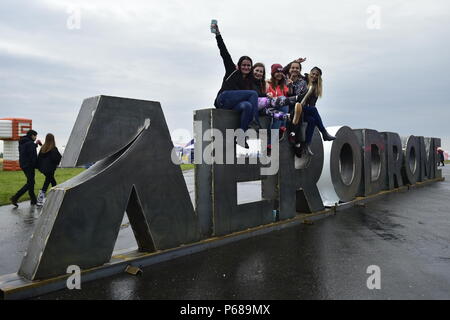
top-left (37, 147), bottom-right (62, 175)
top-left (253, 78), bottom-right (266, 97)
top-left (281, 64), bottom-right (318, 106)
top-left (214, 34), bottom-right (260, 106)
top-left (18, 136), bottom-right (38, 169)
top-left (299, 73), bottom-right (318, 107)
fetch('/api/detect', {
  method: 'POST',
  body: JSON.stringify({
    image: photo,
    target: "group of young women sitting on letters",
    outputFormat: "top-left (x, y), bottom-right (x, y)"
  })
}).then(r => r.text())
top-left (212, 22), bottom-right (336, 157)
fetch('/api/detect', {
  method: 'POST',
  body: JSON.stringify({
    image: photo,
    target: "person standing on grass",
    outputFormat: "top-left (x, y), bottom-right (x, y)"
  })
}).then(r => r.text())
top-left (36, 133), bottom-right (62, 207)
top-left (10, 129), bottom-right (42, 207)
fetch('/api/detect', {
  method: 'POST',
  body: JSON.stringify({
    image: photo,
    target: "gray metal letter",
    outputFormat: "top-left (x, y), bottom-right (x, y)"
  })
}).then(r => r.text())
top-left (194, 109), bottom-right (274, 237)
top-left (318, 126), bottom-right (362, 206)
top-left (401, 135), bottom-right (420, 184)
top-left (354, 129), bottom-right (387, 197)
top-left (381, 132), bottom-right (404, 190)
top-left (263, 128), bottom-right (325, 218)
top-left (19, 96), bottom-right (200, 280)
top-left (418, 136), bottom-right (435, 181)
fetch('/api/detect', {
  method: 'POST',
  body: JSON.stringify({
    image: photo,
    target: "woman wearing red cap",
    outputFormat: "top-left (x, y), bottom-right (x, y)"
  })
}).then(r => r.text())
top-left (253, 62), bottom-right (301, 116)
top-left (264, 63), bottom-right (289, 150)
top-left (267, 64), bottom-right (289, 98)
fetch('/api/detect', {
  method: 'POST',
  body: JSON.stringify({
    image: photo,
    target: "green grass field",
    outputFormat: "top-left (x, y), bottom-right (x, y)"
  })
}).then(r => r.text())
top-left (0, 160), bottom-right (194, 206)
top-left (0, 167), bottom-right (85, 206)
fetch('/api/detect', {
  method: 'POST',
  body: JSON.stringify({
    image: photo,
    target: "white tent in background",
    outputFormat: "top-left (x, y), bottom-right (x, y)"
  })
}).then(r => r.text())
top-left (181, 144), bottom-right (194, 164)
top-left (179, 139), bottom-right (194, 164)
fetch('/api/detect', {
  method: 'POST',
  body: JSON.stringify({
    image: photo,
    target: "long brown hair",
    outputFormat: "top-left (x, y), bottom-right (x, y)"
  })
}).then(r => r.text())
top-left (253, 62), bottom-right (266, 95)
top-left (237, 56), bottom-right (254, 88)
top-left (268, 71), bottom-right (286, 92)
top-left (285, 61), bottom-right (302, 78)
top-left (40, 133), bottom-right (56, 154)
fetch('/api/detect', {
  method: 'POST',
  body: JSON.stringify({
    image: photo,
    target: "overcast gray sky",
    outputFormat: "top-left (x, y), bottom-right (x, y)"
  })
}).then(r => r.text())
top-left (1, 0), bottom-right (449, 152)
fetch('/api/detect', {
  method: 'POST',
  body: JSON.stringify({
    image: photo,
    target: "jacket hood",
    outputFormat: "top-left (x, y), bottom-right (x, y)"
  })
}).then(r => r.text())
top-left (19, 135), bottom-right (33, 145)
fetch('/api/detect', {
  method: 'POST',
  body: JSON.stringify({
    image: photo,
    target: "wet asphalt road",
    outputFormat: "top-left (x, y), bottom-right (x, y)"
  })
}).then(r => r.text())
top-left (1, 167), bottom-right (449, 299)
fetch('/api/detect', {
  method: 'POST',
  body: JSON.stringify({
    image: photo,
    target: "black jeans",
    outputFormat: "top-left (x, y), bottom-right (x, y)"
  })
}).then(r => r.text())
top-left (303, 106), bottom-right (326, 145)
top-left (42, 172), bottom-right (57, 193)
top-left (287, 105), bottom-right (326, 145)
top-left (14, 167), bottom-right (37, 203)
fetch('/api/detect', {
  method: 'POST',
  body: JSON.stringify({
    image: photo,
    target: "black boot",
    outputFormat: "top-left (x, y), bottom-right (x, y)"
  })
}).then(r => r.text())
top-left (287, 96), bottom-right (298, 106)
top-left (305, 144), bottom-right (314, 156)
top-left (248, 120), bottom-right (261, 133)
top-left (294, 144), bottom-right (303, 158)
top-left (322, 130), bottom-right (336, 141)
top-left (10, 196), bottom-right (18, 208)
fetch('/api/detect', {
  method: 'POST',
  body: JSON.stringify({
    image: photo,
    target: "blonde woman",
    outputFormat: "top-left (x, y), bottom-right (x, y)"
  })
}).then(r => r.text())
top-left (292, 67), bottom-right (336, 156)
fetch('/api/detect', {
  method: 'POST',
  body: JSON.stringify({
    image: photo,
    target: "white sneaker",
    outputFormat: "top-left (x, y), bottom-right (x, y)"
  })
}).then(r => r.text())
top-left (37, 190), bottom-right (45, 207)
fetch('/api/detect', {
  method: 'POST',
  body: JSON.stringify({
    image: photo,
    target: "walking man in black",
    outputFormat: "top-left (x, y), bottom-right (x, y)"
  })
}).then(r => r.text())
top-left (10, 129), bottom-right (42, 207)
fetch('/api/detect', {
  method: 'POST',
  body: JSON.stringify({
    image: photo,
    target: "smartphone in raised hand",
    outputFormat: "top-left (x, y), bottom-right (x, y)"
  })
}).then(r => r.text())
top-left (211, 19), bottom-right (218, 33)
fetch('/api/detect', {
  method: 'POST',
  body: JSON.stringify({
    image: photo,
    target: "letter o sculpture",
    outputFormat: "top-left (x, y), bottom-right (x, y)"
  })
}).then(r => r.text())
top-left (318, 126), bottom-right (362, 206)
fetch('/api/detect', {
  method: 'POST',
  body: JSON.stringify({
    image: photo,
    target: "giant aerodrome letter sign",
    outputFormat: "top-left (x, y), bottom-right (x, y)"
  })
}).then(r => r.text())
top-left (17, 95), bottom-right (443, 280)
